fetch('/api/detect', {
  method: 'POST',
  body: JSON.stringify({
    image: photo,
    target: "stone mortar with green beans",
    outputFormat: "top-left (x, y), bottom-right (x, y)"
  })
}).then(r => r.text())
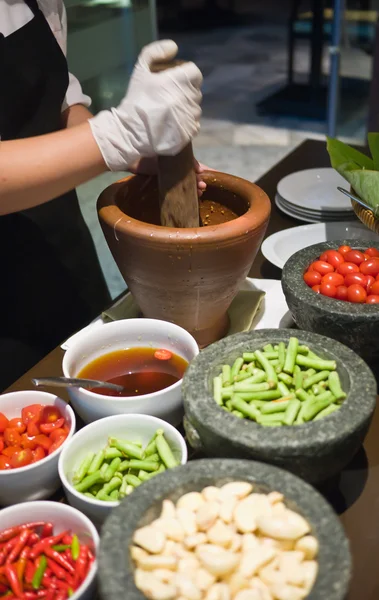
top-left (213, 337), bottom-right (347, 427)
top-left (73, 429), bottom-right (178, 502)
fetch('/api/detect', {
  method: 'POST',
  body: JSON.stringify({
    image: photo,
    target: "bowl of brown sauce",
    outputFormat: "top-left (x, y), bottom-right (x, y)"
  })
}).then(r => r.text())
top-left (62, 319), bottom-right (199, 425)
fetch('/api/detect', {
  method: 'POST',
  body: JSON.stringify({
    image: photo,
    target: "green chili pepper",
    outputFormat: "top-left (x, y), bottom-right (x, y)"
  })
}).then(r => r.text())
top-left (71, 534), bottom-right (80, 561)
top-left (52, 544), bottom-right (71, 552)
top-left (32, 555), bottom-right (47, 590)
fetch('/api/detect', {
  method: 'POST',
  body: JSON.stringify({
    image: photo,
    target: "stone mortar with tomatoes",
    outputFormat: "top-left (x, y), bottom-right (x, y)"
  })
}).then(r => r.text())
top-left (303, 245), bottom-right (379, 304)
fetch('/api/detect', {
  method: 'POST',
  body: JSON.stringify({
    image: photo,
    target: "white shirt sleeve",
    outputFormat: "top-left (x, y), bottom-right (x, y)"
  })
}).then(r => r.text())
top-left (58, 1), bottom-right (92, 111)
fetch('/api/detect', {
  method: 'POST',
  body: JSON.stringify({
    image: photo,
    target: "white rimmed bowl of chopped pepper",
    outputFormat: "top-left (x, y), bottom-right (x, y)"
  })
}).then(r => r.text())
top-left (58, 414), bottom-right (187, 526)
top-left (182, 329), bottom-right (377, 484)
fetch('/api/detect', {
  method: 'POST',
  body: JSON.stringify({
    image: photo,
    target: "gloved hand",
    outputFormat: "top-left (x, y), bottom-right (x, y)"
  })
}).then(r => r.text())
top-left (89, 40), bottom-right (203, 172)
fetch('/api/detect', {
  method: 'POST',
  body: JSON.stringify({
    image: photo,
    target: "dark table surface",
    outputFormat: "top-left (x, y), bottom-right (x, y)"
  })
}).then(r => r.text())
top-left (6, 139), bottom-right (379, 600)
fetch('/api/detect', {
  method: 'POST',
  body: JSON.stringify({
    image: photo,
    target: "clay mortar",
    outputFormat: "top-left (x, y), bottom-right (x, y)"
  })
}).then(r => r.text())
top-left (97, 171), bottom-right (270, 347)
top-left (182, 329), bottom-right (377, 484)
top-left (99, 459), bottom-right (351, 600)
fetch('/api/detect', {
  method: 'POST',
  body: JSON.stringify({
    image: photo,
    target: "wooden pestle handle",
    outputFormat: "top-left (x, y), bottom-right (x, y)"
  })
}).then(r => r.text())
top-left (150, 60), bottom-right (200, 228)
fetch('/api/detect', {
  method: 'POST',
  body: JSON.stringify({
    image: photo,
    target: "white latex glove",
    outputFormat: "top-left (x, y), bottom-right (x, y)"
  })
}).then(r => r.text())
top-left (89, 40), bottom-right (203, 172)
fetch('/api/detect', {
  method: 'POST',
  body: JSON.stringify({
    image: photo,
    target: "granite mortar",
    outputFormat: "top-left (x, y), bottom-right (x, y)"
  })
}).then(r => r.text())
top-left (281, 239), bottom-right (379, 369)
top-left (99, 459), bottom-right (351, 600)
top-left (182, 329), bottom-right (377, 484)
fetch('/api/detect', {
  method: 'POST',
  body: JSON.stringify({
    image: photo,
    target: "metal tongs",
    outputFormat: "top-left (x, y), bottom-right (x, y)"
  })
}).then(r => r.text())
top-left (337, 187), bottom-right (379, 219)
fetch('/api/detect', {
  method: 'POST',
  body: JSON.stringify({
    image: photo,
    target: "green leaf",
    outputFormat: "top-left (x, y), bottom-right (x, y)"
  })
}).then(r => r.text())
top-left (326, 136), bottom-right (374, 171)
top-left (346, 169), bottom-right (379, 209)
top-left (368, 133), bottom-right (379, 170)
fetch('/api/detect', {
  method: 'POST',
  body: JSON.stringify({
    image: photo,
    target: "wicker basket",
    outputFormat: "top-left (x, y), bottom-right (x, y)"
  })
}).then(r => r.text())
top-left (351, 199), bottom-right (379, 235)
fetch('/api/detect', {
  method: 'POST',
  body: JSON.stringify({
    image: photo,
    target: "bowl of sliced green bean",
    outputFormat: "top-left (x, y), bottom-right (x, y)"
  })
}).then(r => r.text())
top-left (182, 329), bottom-right (377, 483)
top-left (58, 414), bottom-right (187, 525)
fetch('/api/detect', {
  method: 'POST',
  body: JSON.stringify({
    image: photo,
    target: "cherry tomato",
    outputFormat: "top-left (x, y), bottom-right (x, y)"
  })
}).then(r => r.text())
top-left (21, 404), bottom-right (42, 426)
top-left (337, 262), bottom-right (359, 276)
top-left (344, 273), bottom-right (368, 288)
top-left (338, 245), bottom-right (352, 255)
top-left (320, 282), bottom-right (337, 298)
top-left (310, 260), bottom-right (334, 276)
top-left (369, 280), bottom-right (379, 296)
top-left (366, 247), bottom-right (379, 257)
top-left (154, 349), bottom-right (173, 361)
top-left (9, 448), bottom-right (33, 469)
top-left (20, 433), bottom-right (37, 450)
top-left (2, 445), bottom-right (22, 458)
top-left (0, 456), bottom-right (11, 470)
top-left (48, 437), bottom-right (66, 455)
top-left (319, 249), bottom-right (345, 269)
top-left (366, 295), bottom-right (379, 304)
top-left (0, 439), bottom-right (3, 453)
top-left (40, 406), bottom-right (63, 425)
top-left (27, 421), bottom-right (40, 437)
top-left (50, 428), bottom-right (68, 444)
top-left (33, 434), bottom-right (52, 452)
top-left (32, 446), bottom-right (46, 463)
top-left (366, 275), bottom-right (375, 291)
top-left (39, 418), bottom-right (65, 435)
top-left (7, 418), bottom-right (26, 434)
top-left (360, 258), bottom-right (379, 276)
top-left (321, 272), bottom-right (344, 286)
top-left (335, 285), bottom-right (348, 301)
top-left (376, 273), bottom-right (379, 281)
top-left (303, 271), bottom-right (322, 287)
top-left (343, 250), bottom-right (365, 265)
top-left (311, 285), bottom-right (321, 294)
top-left (347, 284), bottom-right (367, 303)
top-left (0, 413), bottom-right (9, 434)
top-left (3, 428), bottom-right (22, 447)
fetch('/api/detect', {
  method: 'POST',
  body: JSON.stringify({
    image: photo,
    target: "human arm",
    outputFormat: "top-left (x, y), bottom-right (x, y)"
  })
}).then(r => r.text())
top-left (61, 104), bottom-right (93, 128)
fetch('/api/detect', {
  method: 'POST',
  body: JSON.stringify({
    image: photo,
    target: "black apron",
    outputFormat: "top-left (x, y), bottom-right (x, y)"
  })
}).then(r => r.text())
top-left (0, 0), bottom-right (110, 390)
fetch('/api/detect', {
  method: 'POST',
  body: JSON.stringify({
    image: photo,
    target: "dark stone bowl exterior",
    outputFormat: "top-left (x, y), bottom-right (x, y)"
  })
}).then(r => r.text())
top-left (281, 239), bottom-right (379, 368)
top-left (182, 329), bottom-right (377, 484)
top-left (99, 459), bottom-right (351, 600)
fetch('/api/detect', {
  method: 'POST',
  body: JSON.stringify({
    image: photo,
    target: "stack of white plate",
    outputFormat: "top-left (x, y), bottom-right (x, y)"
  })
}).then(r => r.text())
top-left (275, 168), bottom-right (355, 223)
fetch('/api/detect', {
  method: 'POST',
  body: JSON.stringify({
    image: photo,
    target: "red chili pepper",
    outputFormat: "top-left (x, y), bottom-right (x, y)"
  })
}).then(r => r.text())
top-left (16, 545), bottom-right (30, 583)
top-left (44, 590), bottom-right (55, 600)
top-left (24, 593), bottom-right (48, 600)
top-left (29, 533), bottom-right (67, 560)
top-left (4, 563), bottom-right (23, 597)
top-left (41, 573), bottom-right (58, 589)
top-left (6, 529), bottom-right (30, 564)
top-left (25, 559), bottom-right (36, 585)
top-left (44, 548), bottom-right (74, 575)
top-left (0, 581), bottom-right (8, 593)
top-left (0, 526), bottom-right (21, 544)
top-left (0, 537), bottom-right (19, 566)
top-left (72, 545), bottom-right (88, 589)
top-left (62, 550), bottom-right (75, 567)
top-left (54, 590), bottom-right (67, 600)
top-left (40, 524), bottom-right (53, 539)
top-left (28, 533), bottom-right (40, 546)
top-left (61, 535), bottom-right (72, 546)
top-left (46, 559), bottom-right (65, 580)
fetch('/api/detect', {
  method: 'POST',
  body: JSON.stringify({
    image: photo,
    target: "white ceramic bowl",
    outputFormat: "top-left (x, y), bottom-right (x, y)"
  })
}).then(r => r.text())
top-left (62, 318), bottom-right (199, 425)
top-left (58, 413), bottom-right (188, 526)
top-left (0, 501), bottom-right (99, 600)
top-left (0, 391), bottom-right (76, 506)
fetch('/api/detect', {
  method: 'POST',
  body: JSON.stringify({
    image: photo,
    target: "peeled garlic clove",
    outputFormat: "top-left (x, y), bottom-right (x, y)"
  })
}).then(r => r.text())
top-left (130, 545), bottom-right (149, 562)
top-left (220, 481), bottom-right (253, 499)
top-left (196, 544), bottom-right (240, 576)
top-left (153, 569), bottom-right (175, 583)
top-left (238, 547), bottom-right (276, 578)
top-left (249, 577), bottom-right (273, 600)
top-left (178, 557), bottom-right (200, 573)
top-left (177, 507), bottom-right (198, 536)
top-left (272, 503), bottom-right (287, 516)
top-left (267, 491), bottom-right (284, 505)
top-left (234, 590), bottom-right (264, 600)
top-left (161, 499), bottom-right (176, 520)
top-left (219, 495), bottom-right (238, 524)
top-left (155, 518), bottom-right (185, 542)
top-left (294, 536), bottom-right (319, 560)
top-left (196, 501), bottom-right (219, 531)
top-left (162, 540), bottom-right (179, 556)
top-left (205, 583), bottom-right (231, 600)
top-left (268, 583), bottom-right (306, 600)
top-left (174, 574), bottom-right (202, 600)
top-left (229, 533), bottom-right (243, 553)
top-left (135, 570), bottom-right (176, 600)
top-left (241, 533), bottom-right (260, 552)
top-left (133, 526), bottom-right (166, 554)
top-left (194, 568), bottom-right (216, 592)
top-left (260, 537), bottom-right (294, 552)
top-left (177, 492), bottom-right (204, 512)
top-left (278, 551), bottom-right (305, 586)
top-left (302, 560), bottom-right (318, 593)
top-left (256, 510), bottom-right (310, 541)
top-left (207, 519), bottom-right (234, 547)
top-left (202, 486), bottom-right (222, 502)
top-left (138, 555), bottom-right (177, 571)
top-left (259, 564), bottom-right (287, 588)
top-left (225, 572), bottom-right (251, 596)
top-left (184, 532), bottom-right (207, 550)
top-left (234, 494), bottom-right (271, 533)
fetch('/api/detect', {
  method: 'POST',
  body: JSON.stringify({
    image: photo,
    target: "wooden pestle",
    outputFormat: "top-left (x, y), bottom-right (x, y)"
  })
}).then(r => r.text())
top-left (150, 60), bottom-right (200, 228)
